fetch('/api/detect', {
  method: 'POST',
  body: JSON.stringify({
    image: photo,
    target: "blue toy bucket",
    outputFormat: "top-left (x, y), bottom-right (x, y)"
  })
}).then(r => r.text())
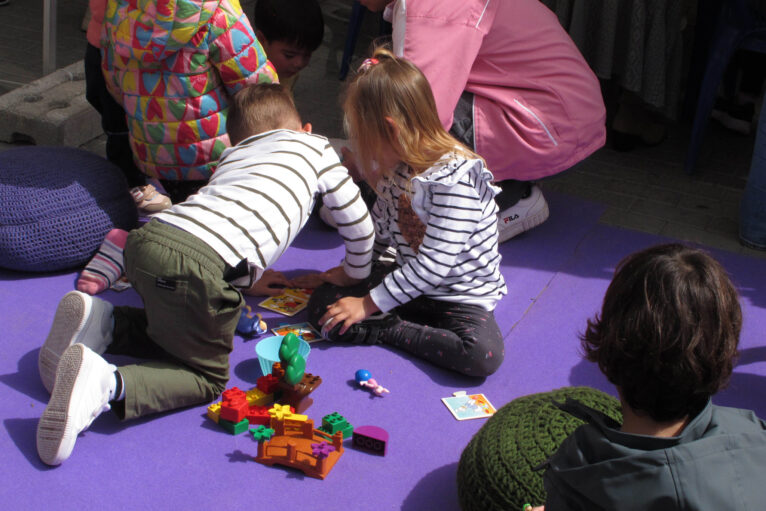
top-left (255, 335), bottom-right (311, 376)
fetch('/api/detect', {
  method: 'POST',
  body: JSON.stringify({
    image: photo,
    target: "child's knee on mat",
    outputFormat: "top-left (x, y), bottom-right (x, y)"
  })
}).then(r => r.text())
top-left (464, 347), bottom-right (504, 378)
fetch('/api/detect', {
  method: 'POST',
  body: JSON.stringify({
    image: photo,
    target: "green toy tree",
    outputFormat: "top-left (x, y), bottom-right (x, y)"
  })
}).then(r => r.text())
top-left (278, 332), bottom-right (306, 385)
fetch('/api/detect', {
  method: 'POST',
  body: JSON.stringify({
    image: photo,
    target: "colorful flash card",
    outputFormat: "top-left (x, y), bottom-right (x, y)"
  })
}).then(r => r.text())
top-left (258, 292), bottom-right (308, 317)
top-left (441, 391), bottom-right (497, 420)
top-left (271, 322), bottom-right (325, 343)
top-left (282, 287), bottom-right (313, 300)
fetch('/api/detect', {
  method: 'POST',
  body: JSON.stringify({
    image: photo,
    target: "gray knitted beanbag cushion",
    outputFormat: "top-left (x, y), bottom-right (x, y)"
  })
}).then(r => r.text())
top-left (0, 146), bottom-right (137, 272)
top-left (457, 386), bottom-right (622, 511)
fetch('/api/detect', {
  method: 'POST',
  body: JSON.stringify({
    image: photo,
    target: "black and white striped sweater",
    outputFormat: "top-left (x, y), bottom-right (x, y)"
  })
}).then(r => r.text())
top-left (369, 154), bottom-right (507, 312)
top-left (156, 129), bottom-right (374, 282)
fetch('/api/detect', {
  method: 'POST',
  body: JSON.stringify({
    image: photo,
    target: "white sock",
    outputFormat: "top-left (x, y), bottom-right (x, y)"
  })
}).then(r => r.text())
top-left (108, 371), bottom-right (125, 401)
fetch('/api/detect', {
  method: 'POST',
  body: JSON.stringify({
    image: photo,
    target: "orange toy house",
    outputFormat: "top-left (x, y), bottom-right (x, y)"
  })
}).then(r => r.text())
top-left (254, 415), bottom-right (344, 480)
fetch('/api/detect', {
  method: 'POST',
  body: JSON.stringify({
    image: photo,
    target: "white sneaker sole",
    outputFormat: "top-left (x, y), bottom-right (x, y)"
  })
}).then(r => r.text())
top-left (498, 201), bottom-right (550, 243)
top-left (37, 344), bottom-right (86, 466)
top-left (38, 292), bottom-right (92, 395)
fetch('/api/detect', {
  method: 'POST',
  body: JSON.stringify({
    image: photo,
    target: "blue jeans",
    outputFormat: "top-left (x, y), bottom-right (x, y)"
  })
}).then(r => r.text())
top-left (741, 107), bottom-right (766, 249)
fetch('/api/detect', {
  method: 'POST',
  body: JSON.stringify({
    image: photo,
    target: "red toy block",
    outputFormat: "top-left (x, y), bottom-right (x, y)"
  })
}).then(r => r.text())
top-left (246, 405), bottom-right (271, 426)
top-left (220, 387), bottom-right (249, 423)
top-left (257, 374), bottom-right (280, 394)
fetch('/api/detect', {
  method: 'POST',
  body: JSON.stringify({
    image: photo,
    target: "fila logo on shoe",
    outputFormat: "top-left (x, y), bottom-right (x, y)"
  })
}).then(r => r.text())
top-left (503, 214), bottom-right (520, 224)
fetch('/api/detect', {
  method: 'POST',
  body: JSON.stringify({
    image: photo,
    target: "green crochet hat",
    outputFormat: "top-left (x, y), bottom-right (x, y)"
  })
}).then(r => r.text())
top-left (457, 386), bottom-right (622, 511)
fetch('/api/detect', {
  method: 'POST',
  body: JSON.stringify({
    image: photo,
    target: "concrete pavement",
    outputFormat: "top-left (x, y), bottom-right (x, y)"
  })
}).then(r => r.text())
top-left (0, 0), bottom-right (763, 259)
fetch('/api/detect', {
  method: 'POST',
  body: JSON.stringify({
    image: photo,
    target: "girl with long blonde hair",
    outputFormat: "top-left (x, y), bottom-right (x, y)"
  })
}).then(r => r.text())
top-left (307, 48), bottom-right (507, 376)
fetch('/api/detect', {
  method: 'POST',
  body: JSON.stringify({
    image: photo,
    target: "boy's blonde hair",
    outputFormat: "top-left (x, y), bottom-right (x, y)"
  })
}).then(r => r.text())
top-left (343, 47), bottom-right (480, 181)
top-left (226, 83), bottom-right (302, 146)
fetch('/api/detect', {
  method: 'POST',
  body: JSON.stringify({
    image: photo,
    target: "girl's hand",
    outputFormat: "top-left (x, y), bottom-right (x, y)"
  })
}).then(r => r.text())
top-left (320, 294), bottom-right (379, 335)
top-left (243, 269), bottom-right (290, 296)
top-left (290, 272), bottom-right (325, 289)
top-left (320, 265), bottom-right (363, 287)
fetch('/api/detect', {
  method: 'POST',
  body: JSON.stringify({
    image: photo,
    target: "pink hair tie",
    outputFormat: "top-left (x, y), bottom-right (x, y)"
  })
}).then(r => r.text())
top-left (358, 58), bottom-right (379, 72)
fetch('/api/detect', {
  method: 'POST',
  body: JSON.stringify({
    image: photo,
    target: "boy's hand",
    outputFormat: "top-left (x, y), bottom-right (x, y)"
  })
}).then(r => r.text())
top-left (320, 265), bottom-right (363, 287)
top-left (243, 269), bottom-right (290, 296)
top-left (320, 294), bottom-right (379, 335)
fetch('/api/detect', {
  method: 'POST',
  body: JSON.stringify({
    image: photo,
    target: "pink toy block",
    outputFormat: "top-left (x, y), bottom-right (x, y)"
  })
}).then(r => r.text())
top-left (352, 425), bottom-right (389, 456)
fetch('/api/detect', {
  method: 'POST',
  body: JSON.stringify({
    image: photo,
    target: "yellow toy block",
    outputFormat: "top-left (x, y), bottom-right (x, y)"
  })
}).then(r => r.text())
top-left (268, 403), bottom-right (308, 422)
top-left (207, 402), bottom-right (221, 423)
top-left (246, 388), bottom-right (273, 407)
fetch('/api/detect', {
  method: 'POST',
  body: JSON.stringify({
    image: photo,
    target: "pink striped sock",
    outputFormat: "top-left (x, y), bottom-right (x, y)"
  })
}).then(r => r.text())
top-left (77, 229), bottom-right (129, 295)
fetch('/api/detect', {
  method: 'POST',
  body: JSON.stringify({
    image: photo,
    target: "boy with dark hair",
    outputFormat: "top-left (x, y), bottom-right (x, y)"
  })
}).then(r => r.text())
top-left (538, 243), bottom-right (766, 510)
top-left (36, 83), bottom-right (373, 466)
top-left (253, 0), bottom-right (324, 88)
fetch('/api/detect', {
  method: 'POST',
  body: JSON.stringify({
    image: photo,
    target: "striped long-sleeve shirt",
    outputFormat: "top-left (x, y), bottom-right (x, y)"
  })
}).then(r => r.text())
top-left (156, 129), bottom-right (374, 283)
top-left (369, 153), bottom-right (507, 312)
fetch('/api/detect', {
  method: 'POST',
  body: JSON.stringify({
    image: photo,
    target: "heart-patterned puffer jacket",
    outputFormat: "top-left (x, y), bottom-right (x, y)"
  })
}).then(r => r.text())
top-left (101, 0), bottom-right (277, 181)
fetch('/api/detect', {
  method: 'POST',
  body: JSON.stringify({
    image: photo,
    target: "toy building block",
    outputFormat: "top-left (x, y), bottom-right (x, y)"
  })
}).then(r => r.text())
top-left (236, 305), bottom-right (267, 337)
top-left (245, 387), bottom-right (273, 407)
top-left (352, 425), bottom-right (389, 456)
top-left (257, 373), bottom-right (281, 395)
top-left (220, 387), bottom-right (249, 423)
top-left (246, 405), bottom-right (271, 426)
top-left (271, 362), bottom-right (286, 379)
top-left (250, 425), bottom-right (275, 442)
top-left (311, 441), bottom-right (335, 458)
top-left (268, 403), bottom-right (307, 423)
top-left (319, 412), bottom-right (354, 439)
top-left (254, 416), bottom-right (345, 479)
top-left (207, 402), bottom-right (222, 423)
top-left (205, 384), bottom-right (273, 428)
top-left (278, 373), bottom-right (322, 414)
top-left (219, 417), bottom-right (250, 435)
top-left (251, 425), bottom-right (276, 458)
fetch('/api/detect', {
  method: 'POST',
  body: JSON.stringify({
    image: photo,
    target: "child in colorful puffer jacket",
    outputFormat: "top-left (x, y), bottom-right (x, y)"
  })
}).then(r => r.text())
top-left (100, 0), bottom-right (278, 204)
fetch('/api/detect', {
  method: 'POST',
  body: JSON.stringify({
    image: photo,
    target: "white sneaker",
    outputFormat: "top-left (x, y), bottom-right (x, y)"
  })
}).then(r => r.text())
top-left (318, 204), bottom-right (338, 229)
top-left (39, 291), bottom-right (114, 394)
top-left (37, 344), bottom-right (116, 466)
top-left (497, 185), bottom-right (550, 242)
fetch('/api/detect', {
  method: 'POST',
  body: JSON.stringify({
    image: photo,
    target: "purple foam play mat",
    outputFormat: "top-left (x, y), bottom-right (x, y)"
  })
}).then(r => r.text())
top-left (2, 190), bottom-right (764, 509)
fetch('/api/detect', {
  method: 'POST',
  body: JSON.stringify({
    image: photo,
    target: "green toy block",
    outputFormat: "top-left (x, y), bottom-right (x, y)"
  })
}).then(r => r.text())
top-left (321, 412), bottom-right (349, 433)
top-left (219, 417), bottom-right (249, 435)
top-left (319, 412), bottom-right (354, 438)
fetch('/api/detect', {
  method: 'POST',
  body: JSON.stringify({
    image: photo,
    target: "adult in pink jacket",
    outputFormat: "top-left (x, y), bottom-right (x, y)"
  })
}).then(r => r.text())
top-left (360, 0), bottom-right (607, 242)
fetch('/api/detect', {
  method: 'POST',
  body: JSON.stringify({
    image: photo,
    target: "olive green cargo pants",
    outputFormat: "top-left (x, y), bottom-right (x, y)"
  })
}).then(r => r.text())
top-left (109, 220), bottom-right (243, 419)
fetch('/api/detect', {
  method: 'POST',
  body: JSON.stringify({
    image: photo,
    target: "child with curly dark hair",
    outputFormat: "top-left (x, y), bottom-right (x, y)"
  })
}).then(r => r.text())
top-left (538, 243), bottom-right (766, 510)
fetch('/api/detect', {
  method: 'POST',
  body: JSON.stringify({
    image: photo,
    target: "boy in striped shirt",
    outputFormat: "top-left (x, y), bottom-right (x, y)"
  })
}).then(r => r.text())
top-left (36, 83), bottom-right (373, 466)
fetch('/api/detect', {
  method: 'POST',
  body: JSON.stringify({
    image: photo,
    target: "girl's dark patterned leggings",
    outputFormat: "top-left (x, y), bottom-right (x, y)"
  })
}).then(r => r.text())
top-left (307, 264), bottom-right (505, 377)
